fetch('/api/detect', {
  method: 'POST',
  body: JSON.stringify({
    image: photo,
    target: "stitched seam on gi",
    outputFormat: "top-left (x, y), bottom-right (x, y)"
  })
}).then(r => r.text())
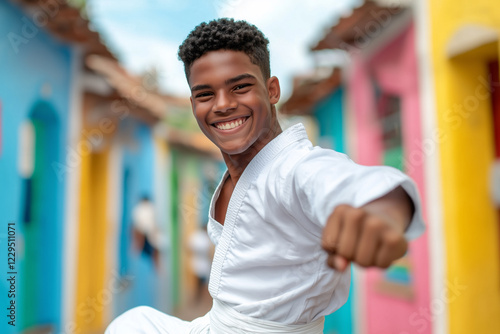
top-left (208, 124), bottom-right (309, 298)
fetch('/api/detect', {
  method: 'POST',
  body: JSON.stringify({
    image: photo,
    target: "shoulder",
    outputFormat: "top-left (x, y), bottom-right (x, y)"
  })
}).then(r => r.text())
top-left (269, 141), bottom-right (410, 203)
top-left (262, 141), bottom-right (356, 203)
top-left (270, 143), bottom-right (354, 182)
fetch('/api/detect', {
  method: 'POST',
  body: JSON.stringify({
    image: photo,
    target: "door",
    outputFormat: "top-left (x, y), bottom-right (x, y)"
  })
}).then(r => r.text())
top-left (489, 60), bottom-right (500, 262)
top-left (75, 139), bottom-right (110, 333)
top-left (21, 101), bottom-right (62, 330)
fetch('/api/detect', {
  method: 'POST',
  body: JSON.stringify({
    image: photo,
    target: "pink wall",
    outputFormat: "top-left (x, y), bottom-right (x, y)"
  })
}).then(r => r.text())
top-left (348, 53), bottom-right (383, 166)
top-left (348, 23), bottom-right (431, 334)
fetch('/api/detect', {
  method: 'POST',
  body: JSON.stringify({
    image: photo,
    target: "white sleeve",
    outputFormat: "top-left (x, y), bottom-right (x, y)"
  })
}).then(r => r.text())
top-left (280, 147), bottom-right (425, 240)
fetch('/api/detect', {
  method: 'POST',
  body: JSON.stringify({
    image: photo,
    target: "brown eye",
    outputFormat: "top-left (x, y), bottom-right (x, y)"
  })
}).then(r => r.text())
top-left (196, 92), bottom-right (213, 98)
top-left (234, 83), bottom-right (251, 91)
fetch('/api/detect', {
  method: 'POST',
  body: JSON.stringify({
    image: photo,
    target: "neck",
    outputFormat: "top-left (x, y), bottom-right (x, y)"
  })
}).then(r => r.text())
top-left (222, 121), bottom-right (282, 186)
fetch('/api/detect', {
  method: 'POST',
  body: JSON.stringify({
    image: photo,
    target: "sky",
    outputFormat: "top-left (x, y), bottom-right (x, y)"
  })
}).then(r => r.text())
top-left (87, 0), bottom-right (359, 99)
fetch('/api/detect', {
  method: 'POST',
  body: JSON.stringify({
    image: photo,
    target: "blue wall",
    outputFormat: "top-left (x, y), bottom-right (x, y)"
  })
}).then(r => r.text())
top-left (113, 120), bottom-right (160, 317)
top-left (314, 88), bottom-right (345, 153)
top-left (0, 1), bottom-right (74, 332)
top-left (311, 87), bottom-right (354, 334)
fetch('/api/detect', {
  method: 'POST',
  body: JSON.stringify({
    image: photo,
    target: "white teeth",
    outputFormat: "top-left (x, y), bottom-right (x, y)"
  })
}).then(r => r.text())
top-left (215, 117), bottom-right (246, 130)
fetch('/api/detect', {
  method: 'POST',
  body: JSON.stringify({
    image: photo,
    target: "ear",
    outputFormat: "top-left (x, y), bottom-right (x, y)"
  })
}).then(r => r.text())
top-left (267, 76), bottom-right (281, 105)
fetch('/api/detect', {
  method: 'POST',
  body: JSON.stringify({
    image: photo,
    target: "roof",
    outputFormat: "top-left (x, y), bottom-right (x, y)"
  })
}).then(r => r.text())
top-left (280, 68), bottom-right (342, 115)
top-left (86, 56), bottom-right (221, 157)
top-left (165, 128), bottom-right (221, 159)
top-left (13, 0), bottom-right (115, 59)
top-left (12, 1), bottom-right (169, 124)
top-left (86, 55), bottom-right (172, 118)
top-left (311, 0), bottom-right (403, 51)
top-left (13, 0), bottom-right (220, 157)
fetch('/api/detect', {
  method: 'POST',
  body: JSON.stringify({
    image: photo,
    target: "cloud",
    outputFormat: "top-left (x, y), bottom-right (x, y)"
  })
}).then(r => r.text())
top-left (98, 23), bottom-right (189, 96)
top-left (88, 0), bottom-right (359, 98)
top-left (216, 0), bottom-right (358, 99)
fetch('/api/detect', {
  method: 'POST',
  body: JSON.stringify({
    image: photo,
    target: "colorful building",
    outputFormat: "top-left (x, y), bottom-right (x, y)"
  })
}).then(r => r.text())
top-left (0, 0), bottom-right (112, 332)
top-left (0, 1), bottom-right (177, 333)
top-left (72, 90), bottom-right (167, 333)
top-left (87, 54), bottom-right (224, 321)
top-left (285, 1), bottom-right (432, 333)
top-left (162, 102), bottom-right (223, 317)
top-left (282, 68), bottom-right (345, 152)
top-left (415, 0), bottom-right (500, 333)
top-left (75, 56), bottom-right (176, 333)
top-left (282, 68), bottom-right (355, 334)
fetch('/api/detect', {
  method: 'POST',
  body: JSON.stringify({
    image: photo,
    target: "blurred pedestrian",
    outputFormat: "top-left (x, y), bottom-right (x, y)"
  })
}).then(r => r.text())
top-left (132, 195), bottom-right (164, 270)
top-left (188, 225), bottom-right (212, 302)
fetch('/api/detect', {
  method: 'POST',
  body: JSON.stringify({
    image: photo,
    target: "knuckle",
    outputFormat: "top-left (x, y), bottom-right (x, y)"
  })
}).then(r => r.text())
top-left (321, 231), bottom-right (337, 251)
top-left (337, 247), bottom-right (353, 260)
top-left (333, 204), bottom-right (350, 215)
top-left (321, 238), bottom-right (333, 252)
top-left (355, 256), bottom-right (372, 268)
top-left (346, 207), bottom-right (366, 223)
top-left (385, 238), bottom-right (399, 249)
top-left (364, 216), bottom-right (383, 232)
top-left (383, 232), bottom-right (404, 248)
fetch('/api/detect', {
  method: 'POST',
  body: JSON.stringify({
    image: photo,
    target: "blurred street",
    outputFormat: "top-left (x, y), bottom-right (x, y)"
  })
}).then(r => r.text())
top-left (1, 0), bottom-right (500, 333)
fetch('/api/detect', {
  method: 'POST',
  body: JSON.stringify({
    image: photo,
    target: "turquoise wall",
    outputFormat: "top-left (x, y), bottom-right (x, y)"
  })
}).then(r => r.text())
top-left (0, 1), bottom-right (74, 333)
top-left (311, 87), bottom-right (353, 334)
top-left (314, 88), bottom-right (345, 153)
top-left (113, 121), bottom-right (160, 317)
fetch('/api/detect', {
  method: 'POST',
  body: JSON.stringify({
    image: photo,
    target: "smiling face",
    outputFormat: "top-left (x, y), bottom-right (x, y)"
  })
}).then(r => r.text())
top-left (188, 50), bottom-right (281, 158)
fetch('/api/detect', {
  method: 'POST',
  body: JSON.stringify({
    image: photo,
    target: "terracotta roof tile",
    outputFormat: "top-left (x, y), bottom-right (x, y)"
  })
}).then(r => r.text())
top-left (281, 68), bottom-right (342, 115)
top-left (311, 1), bottom-right (402, 51)
top-left (14, 0), bottom-right (115, 59)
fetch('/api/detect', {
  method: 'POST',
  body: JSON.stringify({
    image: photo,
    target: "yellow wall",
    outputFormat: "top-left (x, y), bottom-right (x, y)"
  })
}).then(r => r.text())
top-left (179, 156), bottom-right (201, 307)
top-left (74, 144), bottom-right (110, 333)
top-left (428, 1), bottom-right (500, 332)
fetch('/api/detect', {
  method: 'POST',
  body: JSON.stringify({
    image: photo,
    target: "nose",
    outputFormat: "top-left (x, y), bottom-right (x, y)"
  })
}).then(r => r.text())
top-left (213, 91), bottom-right (237, 113)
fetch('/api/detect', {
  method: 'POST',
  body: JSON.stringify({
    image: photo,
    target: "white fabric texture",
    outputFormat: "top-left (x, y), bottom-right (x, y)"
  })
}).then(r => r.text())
top-left (209, 299), bottom-right (324, 333)
top-left (105, 305), bottom-right (210, 334)
top-left (207, 123), bottom-right (425, 324)
top-left (105, 122), bottom-right (425, 332)
top-left (105, 299), bottom-right (323, 334)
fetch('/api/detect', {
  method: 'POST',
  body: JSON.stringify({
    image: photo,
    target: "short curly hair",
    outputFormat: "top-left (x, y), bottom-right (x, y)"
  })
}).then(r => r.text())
top-left (178, 18), bottom-right (270, 81)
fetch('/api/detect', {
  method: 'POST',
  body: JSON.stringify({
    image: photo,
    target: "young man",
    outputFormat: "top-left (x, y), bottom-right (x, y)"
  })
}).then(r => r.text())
top-left (106, 18), bottom-right (424, 333)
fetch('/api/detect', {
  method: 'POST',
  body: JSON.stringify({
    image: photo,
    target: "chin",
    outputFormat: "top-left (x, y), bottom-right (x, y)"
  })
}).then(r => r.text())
top-left (218, 140), bottom-right (254, 156)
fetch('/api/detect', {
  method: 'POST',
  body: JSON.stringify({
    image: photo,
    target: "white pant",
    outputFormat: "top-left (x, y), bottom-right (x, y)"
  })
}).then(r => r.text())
top-left (105, 306), bottom-right (210, 334)
top-left (105, 299), bottom-right (324, 334)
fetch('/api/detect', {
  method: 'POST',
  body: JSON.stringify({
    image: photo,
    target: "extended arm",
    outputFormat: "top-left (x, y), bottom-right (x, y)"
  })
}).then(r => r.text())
top-left (321, 185), bottom-right (414, 271)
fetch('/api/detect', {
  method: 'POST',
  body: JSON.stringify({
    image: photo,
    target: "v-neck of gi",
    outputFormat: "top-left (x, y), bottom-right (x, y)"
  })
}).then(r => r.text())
top-left (211, 172), bottom-right (231, 227)
top-left (208, 123), bottom-right (308, 298)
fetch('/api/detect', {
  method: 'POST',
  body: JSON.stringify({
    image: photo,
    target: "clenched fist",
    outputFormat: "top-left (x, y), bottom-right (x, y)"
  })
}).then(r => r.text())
top-left (321, 186), bottom-right (414, 272)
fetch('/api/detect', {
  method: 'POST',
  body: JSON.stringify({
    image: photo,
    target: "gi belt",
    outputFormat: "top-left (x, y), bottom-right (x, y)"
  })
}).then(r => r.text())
top-left (208, 299), bottom-right (325, 334)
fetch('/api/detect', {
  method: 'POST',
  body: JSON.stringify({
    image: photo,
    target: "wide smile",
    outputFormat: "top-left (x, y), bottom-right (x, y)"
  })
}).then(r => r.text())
top-left (211, 116), bottom-right (250, 133)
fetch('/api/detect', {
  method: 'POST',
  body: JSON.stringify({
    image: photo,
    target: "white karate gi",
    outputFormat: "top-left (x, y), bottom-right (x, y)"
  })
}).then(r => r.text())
top-left (106, 123), bottom-right (425, 333)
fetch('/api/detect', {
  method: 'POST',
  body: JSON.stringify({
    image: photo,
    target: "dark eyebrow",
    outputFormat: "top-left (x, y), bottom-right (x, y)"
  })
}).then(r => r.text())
top-left (190, 73), bottom-right (256, 93)
top-left (191, 84), bottom-right (212, 93)
top-left (225, 73), bottom-right (256, 86)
